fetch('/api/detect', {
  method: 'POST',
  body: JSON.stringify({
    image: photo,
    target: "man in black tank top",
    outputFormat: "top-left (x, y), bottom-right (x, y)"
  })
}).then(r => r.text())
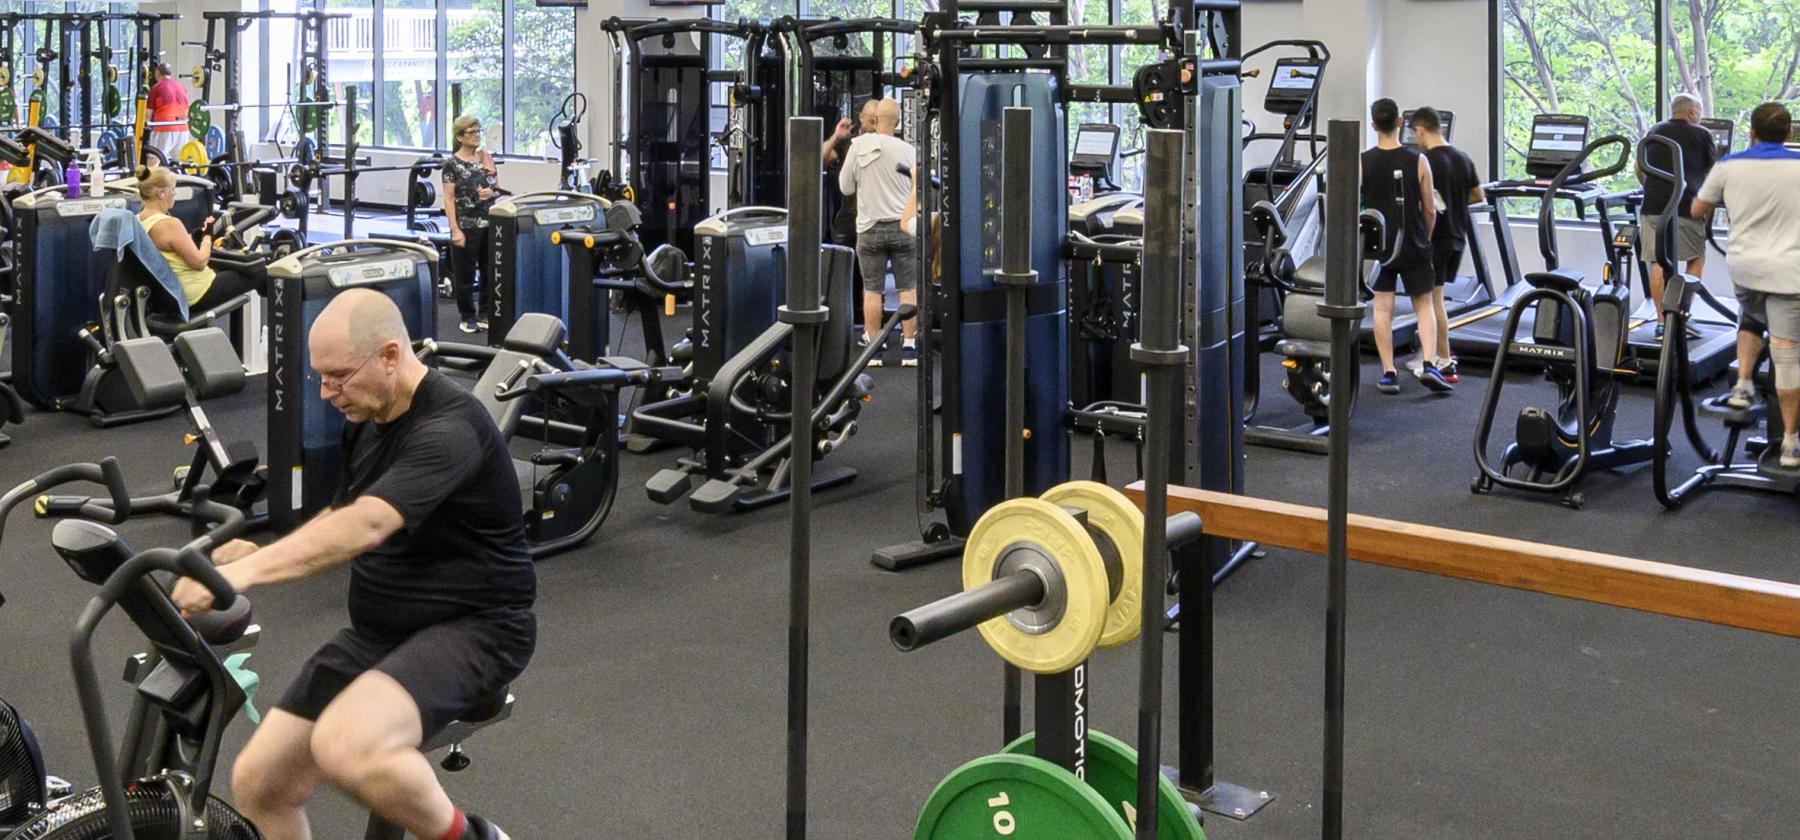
top-left (1363, 98), bottom-right (1453, 394)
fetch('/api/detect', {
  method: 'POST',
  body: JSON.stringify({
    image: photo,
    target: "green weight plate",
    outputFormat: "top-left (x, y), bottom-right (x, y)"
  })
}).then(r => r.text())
top-left (0, 87), bottom-right (14, 123)
top-left (188, 100), bottom-right (211, 140)
top-left (1003, 730), bottom-right (1207, 840)
top-left (915, 753), bottom-right (1131, 840)
top-left (102, 86), bottom-right (122, 120)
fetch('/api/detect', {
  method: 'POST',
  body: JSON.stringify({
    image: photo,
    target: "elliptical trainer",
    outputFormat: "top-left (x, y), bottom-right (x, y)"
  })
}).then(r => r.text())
top-left (1471, 134), bottom-right (1651, 508)
top-left (1648, 134), bottom-right (1800, 507)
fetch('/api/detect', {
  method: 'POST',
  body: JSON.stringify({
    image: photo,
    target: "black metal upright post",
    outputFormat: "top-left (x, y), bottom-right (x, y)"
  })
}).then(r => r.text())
top-left (1318, 119), bottom-right (1367, 840)
top-left (1133, 127), bottom-right (1189, 840)
top-left (996, 105), bottom-right (1038, 746)
top-left (781, 115), bottom-right (828, 840)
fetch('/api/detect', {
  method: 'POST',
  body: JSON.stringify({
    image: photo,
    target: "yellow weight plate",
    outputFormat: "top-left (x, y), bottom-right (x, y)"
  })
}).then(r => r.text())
top-left (189, 67), bottom-right (206, 87)
top-left (0, 66), bottom-right (11, 86)
top-left (177, 139), bottom-right (209, 171)
top-left (1041, 481), bottom-right (1145, 649)
top-left (963, 497), bottom-right (1107, 675)
top-left (30, 68), bottom-right (45, 88)
top-left (104, 66), bottom-right (118, 85)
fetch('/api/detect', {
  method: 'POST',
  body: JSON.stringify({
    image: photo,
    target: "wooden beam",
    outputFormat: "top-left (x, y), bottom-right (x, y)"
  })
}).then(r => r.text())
top-left (1125, 483), bottom-right (1800, 639)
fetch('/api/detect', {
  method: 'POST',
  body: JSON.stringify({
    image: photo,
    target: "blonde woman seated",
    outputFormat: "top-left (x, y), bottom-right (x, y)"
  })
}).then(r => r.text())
top-left (136, 166), bottom-right (266, 311)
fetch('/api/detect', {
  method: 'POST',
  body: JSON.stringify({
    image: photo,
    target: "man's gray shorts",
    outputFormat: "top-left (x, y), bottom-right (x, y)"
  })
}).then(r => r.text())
top-left (855, 221), bottom-right (918, 293)
top-left (1734, 288), bottom-right (1800, 341)
top-left (1639, 214), bottom-right (1708, 266)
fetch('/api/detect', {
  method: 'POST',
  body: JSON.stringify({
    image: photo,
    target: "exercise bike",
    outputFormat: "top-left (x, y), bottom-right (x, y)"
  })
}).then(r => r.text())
top-left (1472, 134), bottom-right (1651, 508)
top-left (0, 459), bottom-right (263, 839)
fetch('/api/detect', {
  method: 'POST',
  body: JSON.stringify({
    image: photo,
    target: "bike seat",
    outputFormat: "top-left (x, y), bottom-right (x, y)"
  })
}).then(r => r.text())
top-left (1525, 269), bottom-right (1585, 293)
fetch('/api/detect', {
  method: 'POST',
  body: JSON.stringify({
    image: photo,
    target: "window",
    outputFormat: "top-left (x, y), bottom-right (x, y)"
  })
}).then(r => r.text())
top-left (509, 4), bottom-right (575, 157)
top-left (1498, 0), bottom-right (1654, 191)
top-left (1666, 0), bottom-right (1800, 146)
top-left (325, 0), bottom-right (375, 147)
top-left (446, 0), bottom-right (504, 152)
top-left (381, 0), bottom-right (438, 148)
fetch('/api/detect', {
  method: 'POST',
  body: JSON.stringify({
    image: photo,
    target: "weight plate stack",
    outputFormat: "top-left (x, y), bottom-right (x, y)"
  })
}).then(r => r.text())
top-left (962, 498), bottom-right (1110, 675)
top-left (1041, 481), bottom-right (1145, 649)
top-left (914, 753), bottom-right (1132, 840)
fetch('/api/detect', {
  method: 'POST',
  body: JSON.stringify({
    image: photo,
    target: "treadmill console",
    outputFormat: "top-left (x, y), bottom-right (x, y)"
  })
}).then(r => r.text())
top-left (1700, 117), bottom-right (1734, 158)
top-left (1525, 114), bottom-right (1590, 180)
top-left (1069, 122), bottom-right (1122, 199)
top-left (1264, 58), bottom-right (1323, 119)
top-left (1401, 109), bottom-right (1455, 147)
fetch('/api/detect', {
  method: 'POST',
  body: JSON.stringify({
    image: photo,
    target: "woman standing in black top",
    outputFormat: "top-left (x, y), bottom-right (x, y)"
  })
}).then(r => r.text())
top-left (1362, 98), bottom-right (1451, 394)
top-left (443, 115), bottom-right (500, 334)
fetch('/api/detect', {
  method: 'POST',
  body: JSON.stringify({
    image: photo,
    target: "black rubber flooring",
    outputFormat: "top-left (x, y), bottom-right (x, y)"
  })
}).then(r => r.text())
top-left (2, 312), bottom-right (1798, 839)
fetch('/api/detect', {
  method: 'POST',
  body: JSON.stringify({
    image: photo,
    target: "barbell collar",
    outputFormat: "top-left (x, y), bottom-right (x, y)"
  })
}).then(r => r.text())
top-left (1316, 301), bottom-right (1367, 321)
top-left (1128, 343), bottom-right (1188, 367)
top-left (994, 268), bottom-right (1037, 287)
top-left (777, 304), bottom-right (829, 325)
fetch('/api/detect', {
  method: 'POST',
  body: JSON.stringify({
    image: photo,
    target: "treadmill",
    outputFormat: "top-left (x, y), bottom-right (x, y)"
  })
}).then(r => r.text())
top-left (1066, 122), bottom-right (1141, 237)
top-left (1612, 117), bottom-right (1738, 383)
top-left (1449, 114), bottom-right (1610, 365)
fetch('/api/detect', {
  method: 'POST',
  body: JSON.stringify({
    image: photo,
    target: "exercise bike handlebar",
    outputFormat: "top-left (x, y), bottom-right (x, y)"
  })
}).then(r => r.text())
top-left (0, 458), bottom-right (133, 547)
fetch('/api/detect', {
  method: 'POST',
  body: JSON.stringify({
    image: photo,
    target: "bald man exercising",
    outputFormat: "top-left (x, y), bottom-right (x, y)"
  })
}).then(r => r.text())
top-left (838, 97), bottom-right (919, 365)
top-left (172, 289), bottom-right (532, 840)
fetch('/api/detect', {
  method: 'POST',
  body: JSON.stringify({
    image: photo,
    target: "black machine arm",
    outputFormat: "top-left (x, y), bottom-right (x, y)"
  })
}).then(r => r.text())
top-left (1537, 134), bottom-right (1631, 270)
top-left (1636, 134), bottom-right (1686, 285)
top-left (0, 458), bottom-right (134, 545)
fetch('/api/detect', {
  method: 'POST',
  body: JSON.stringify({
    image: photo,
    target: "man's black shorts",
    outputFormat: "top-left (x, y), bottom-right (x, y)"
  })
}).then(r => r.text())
top-left (1370, 253), bottom-right (1436, 298)
top-left (1431, 238), bottom-right (1465, 288)
top-left (276, 607), bottom-right (535, 739)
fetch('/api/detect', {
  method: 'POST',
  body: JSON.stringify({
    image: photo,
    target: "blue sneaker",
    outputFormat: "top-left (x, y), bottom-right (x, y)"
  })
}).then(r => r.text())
top-left (901, 344), bottom-right (919, 367)
top-left (1377, 370), bottom-right (1400, 394)
top-left (1418, 362), bottom-right (1454, 393)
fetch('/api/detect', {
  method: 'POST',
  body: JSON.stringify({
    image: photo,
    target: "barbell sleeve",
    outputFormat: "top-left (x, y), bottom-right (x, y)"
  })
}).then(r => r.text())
top-left (890, 571), bottom-right (1047, 652)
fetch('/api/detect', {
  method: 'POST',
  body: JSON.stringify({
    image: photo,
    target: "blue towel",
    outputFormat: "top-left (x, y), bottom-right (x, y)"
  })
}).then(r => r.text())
top-left (89, 207), bottom-right (189, 321)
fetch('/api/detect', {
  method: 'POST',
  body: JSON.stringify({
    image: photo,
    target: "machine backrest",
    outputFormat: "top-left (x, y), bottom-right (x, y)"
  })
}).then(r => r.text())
top-left (815, 245), bottom-right (857, 382)
top-left (111, 327), bottom-right (246, 411)
top-left (471, 351), bottom-right (541, 437)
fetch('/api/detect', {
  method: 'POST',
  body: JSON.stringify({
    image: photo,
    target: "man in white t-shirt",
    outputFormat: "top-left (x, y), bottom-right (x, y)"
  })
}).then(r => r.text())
top-left (837, 98), bottom-right (918, 366)
top-left (1691, 102), bottom-right (1800, 467)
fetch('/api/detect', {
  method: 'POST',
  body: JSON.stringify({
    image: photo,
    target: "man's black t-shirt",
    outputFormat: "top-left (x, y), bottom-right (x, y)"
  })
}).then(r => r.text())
top-left (1641, 119), bottom-right (1717, 217)
top-left (1423, 144), bottom-right (1481, 246)
top-left (336, 369), bottom-right (534, 639)
top-left (1361, 145), bottom-right (1432, 260)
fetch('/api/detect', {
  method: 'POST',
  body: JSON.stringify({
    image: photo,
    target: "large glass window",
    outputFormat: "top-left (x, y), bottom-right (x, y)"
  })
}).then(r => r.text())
top-left (446, 0), bottom-right (503, 152)
top-left (510, 4), bottom-right (575, 157)
top-left (324, 0), bottom-right (374, 147)
top-left (1498, 0), bottom-right (1655, 191)
top-left (1666, 0), bottom-right (1800, 145)
top-left (382, 0), bottom-right (438, 148)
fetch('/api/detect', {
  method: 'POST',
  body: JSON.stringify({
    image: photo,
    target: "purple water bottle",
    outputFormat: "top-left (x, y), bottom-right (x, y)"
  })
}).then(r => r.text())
top-left (65, 160), bottom-right (80, 198)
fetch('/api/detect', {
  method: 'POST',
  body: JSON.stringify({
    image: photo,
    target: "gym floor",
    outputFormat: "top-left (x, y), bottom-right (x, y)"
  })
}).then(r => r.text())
top-left (2, 306), bottom-right (1798, 839)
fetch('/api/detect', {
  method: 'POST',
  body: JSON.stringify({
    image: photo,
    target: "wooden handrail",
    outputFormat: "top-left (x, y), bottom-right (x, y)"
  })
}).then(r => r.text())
top-left (1125, 483), bottom-right (1800, 639)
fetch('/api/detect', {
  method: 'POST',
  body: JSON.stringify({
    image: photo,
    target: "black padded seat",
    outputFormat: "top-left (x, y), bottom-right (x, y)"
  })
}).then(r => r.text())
top-left (1526, 268), bottom-right (1585, 293)
top-left (1292, 255), bottom-right (1328, 292)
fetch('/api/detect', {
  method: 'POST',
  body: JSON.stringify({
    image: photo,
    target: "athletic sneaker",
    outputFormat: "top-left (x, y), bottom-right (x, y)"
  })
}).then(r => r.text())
top-left (458, 319), bottom-right (480, 334)
top-left (1435, 357), bottom-right (1459, 384)
top-left (1377, 371), bottom-right (1400, 394)
top-left (1782, 436), bottom-right (1800, 470)
top-left (1725, 380), bottom-right (1757, 410)
top-left (465, 814), bottom-right (511, 840)
top-left (1405, 355), bottom-right (1424, 378)
top-left (476, 319), bottom-right (490, 332)
top-left (1418, 362), bottom-right (1454, 393)
top-left (901, 345), bottom-right (919, 367)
